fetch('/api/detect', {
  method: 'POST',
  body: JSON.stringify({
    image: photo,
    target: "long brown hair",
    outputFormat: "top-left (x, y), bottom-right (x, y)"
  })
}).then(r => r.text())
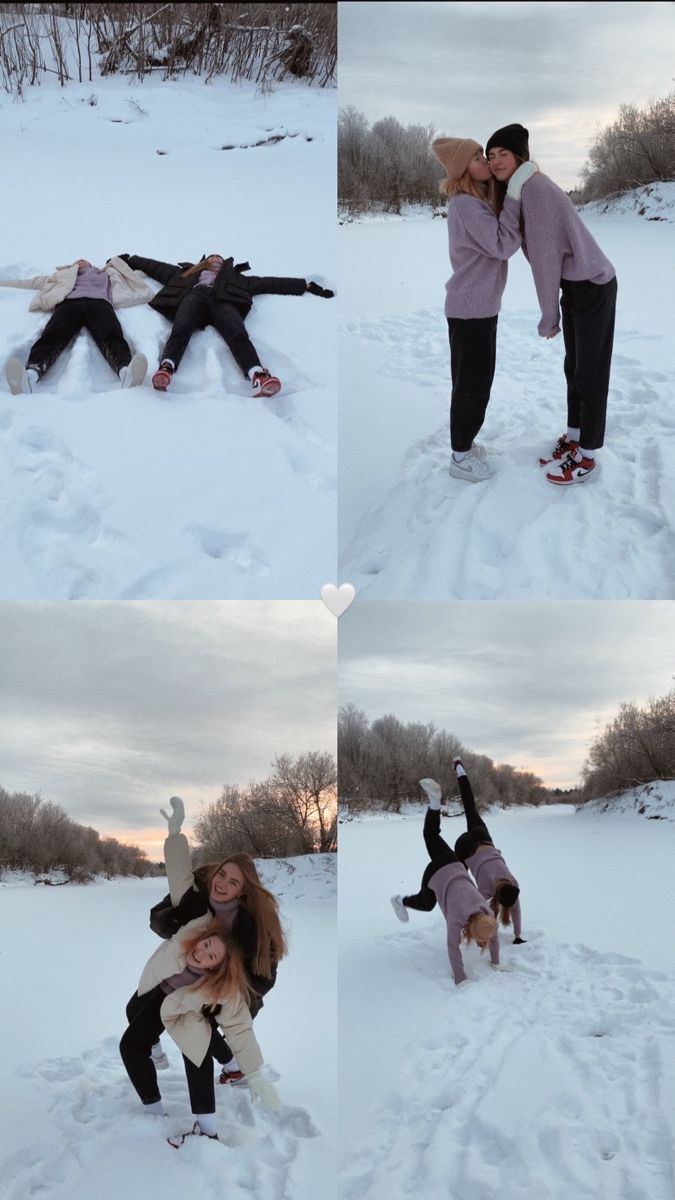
top-left (491, 153), bottom-right (527, 214)
top-left (201, 854), bottom-right (288, 978)
top-left (179, 920), bottom-right (254, 1006)
top-left (462, 910), bottom-right (498, 951)
top-left (180, 257), bottom-right (221, 278)
top-left (490, 878), bottom-right (518, 927)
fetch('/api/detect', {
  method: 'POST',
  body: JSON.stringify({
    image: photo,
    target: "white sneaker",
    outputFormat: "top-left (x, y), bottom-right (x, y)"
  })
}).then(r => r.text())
top-left (419, 778), bottom-right (442, 804)
top-left (119, 353), bottom-right (147, 389)
top-left (6, 357), bottom-right (33, 395)
top-left (391, 895), bottom-right (409, 923)
top-left (448, 445), bottom-right (495, 482)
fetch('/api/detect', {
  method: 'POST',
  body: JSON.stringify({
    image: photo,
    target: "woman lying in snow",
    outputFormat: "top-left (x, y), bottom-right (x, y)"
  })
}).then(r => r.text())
top-left (117, 251), bottom-right (334, 397)
top-left (120, 917), bottom-right (280, 1147)
top-left (1, 257), bottom-right (150, 393)
top-left (391, 782), bottom-right (509, 986)
top-left (149, 797), bottom-right (286, 1085)
top-left (451, 759), bottom-right (525, 943)
top-left (431, 135), bottom-right (538, 483)
top-left (486, 122), bottom-right (617, 486)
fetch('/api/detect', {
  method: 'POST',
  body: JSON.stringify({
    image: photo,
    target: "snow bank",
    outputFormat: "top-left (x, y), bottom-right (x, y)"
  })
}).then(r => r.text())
top-left (578, 779), bottom-right (675, 821)
top-left (579, 181), bottom-right (675, 223)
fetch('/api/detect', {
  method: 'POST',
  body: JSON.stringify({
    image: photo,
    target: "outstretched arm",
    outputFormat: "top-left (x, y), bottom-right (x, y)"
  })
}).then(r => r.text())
top-left (247, 274), bottom-right (310, 298)
top-left (118, 255), bottom-right (181, 285)
top-left (159, 797), bottom-right (195, 906)
top-left (0, 275), bottom-right (49, 290)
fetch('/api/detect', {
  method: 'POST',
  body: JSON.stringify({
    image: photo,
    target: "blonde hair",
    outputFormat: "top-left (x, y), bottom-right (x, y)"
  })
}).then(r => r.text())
top-left (462, 911), bottom-right (498, 950)
top-left (201, 853), bottom-right (288, 978)
top-left (179, 920), bottom-right (254, 1006)
top-left (441, 172), bottom-right (499, 213)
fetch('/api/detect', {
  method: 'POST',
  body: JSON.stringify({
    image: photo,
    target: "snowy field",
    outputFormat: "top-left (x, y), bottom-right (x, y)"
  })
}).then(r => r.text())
top-left (338, 184), bottom-right (675, 599)
top-left (0, 74), bottom-right (336, 600)
top-left (338, 804), bottom-right (675, 1200)
top-left (0, 854), bottom-right (336, 1200)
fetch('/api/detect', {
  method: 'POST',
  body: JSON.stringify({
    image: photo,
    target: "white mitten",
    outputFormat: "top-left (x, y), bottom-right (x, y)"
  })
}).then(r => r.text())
top-left (246, 1069), bottom-right (281, 1112)
top-left (491, 963), bottom-right (514, 973)
top-left (506, 160), bottom-right (539, 200)
top-left (159, 795), bottom-right (185, 835)
top-left (419, 778), bottom-right (442, 805)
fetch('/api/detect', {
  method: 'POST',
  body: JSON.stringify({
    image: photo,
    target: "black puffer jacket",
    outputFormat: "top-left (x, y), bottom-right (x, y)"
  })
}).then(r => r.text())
top-left (150, 878), bottom-right (277, 1010)
top-left (122, 254), bottom-right (308, 320)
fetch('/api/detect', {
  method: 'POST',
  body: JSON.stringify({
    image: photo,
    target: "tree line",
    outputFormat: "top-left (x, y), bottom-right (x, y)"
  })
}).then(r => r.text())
top-left (581, 689), bottom-right (675, 801)
top-left (193, 751), bottom-right (337, 863)
top-left (0, 788), bottom-right (159, 882)
top-left (0, 3), bottom-right (336, 94)
top-left (339, 91), bottom-right (674, 214)
top-left (338, 705), bottom-right (548, 812)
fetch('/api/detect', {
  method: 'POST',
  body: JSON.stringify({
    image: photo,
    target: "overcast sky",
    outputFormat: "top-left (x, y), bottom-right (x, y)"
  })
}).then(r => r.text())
top-left (339, 602), bottom-right (675, 788)
top-left (339, 1), bottom-right (675, 188)
top-left (0, 603), bottom-right (336, 857)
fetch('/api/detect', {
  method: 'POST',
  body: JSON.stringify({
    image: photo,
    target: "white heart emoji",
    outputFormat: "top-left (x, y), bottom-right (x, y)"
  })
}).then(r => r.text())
top-left (320, 583), bottom-right (356, 618)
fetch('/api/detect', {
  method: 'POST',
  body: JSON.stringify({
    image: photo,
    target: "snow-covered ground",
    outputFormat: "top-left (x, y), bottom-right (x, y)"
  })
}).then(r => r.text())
top-left (0, 854), bottom-right (336, 1200)
top-left (338, 804), bottom-right (675, 1199)
top-left (579, 778), bottom-right (675, 821)
top-left (0, 75), bottom-right (336, 600)
top-left (338, 183), bottom-right (675, 599)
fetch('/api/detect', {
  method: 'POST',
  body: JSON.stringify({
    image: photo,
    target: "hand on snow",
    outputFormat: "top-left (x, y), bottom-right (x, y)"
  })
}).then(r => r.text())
top-left (513, 937), bottom-right (527, 945)
top-left (491, 963), bottom-right (513, 973)
top-left (541, 326), bottom-right (561, 340)
top-left (160, 795), bottom-right (185, 835)
top-left (306, 280), bottom-right (334, 298)
top-left (247, 1070), bottom-right (281, 1111)
top-left (506, 160), bottom-right (539, 200)
top-left (419, 778), bottom-right (442, 804)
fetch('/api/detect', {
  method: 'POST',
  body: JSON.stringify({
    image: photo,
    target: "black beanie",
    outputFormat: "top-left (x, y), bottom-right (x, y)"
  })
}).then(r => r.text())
top-left (496, 882), bottom-right (520, 909)
top-left (485, 124), bottom-right (530, 160)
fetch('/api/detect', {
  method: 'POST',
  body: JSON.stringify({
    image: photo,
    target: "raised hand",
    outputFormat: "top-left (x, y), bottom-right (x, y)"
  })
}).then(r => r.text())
top-left (159, 795), bottom-right (185, 835)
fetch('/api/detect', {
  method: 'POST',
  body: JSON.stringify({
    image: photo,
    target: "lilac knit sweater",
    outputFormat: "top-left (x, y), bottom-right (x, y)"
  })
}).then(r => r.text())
top-left (520, 173), bottom-right (615, 336)
top-left (65, 266), bottom-right (112, 303)
top-left (430, 861), bottom-right (500, 984)
top-left (444, 193), bottom-right (522, 319)
top-left (466, 847), bottom-right (522, 939)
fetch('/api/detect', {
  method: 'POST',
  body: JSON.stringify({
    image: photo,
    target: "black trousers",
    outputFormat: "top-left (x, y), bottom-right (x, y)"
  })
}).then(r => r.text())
top-left (120, 987), bottom-right (216, 1114)
top-left (27, 298), bottom-right (131, 379)
top-left (163, 286), bottom-right (260, 376)
top-left (447, 315), bottom-right (498, 452)
top-left (560, 275), bottom-right (617, 450)
top-left (403, 808), bottom-right (461, 912)
top-left (454, 773), bottom-right (493, 862)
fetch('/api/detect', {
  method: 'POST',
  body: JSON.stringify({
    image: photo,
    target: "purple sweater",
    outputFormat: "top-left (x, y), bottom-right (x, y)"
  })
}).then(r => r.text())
top-left (520, 173), bottom-right (615, 336)
top-left (430, 861), bottom-right (500, 984)
top-left (466, 847), bottom-right (521, 939)
top-left (65, 266), bottom-right (112, 303)
top-left (444, 193), bottom-right (522, 319)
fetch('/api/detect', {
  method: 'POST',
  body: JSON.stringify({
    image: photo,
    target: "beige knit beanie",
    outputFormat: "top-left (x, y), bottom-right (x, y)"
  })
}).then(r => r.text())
top-left (432, 137), bottom-right (481, 181)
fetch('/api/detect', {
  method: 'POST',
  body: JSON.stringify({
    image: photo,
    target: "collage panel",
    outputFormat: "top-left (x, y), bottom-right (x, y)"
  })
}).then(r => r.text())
top-left (338, 600), bottom-right (675, 1199)
top-left (0, 3), bottom-right (336, 601)
top-left (338, 1), bottom-right (675, 600)
top-left (0, 600), bottom-right (336, 1196)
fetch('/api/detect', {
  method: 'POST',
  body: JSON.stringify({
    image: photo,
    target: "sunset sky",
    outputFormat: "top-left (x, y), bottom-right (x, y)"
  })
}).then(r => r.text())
top-left (0, 602), bottom-right (336, 858)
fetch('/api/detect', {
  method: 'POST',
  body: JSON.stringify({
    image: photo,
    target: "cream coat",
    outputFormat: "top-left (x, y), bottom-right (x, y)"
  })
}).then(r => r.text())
top-left (0, 257), bottom-right (152, 312)
top-left (137, 917), bottom-right (263, 1072)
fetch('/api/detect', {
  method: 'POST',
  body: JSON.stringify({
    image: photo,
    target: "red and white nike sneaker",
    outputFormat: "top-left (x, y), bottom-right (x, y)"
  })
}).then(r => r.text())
top-left (152, 361), bottom-right (174, 391)
top-left (218, 1067), bottom-right (246, 1085)
top-left (539, 434), bottom-right (579, 466)
top-left (546, 451), bottom-right (597, 485)
top-left (251, 369), bottom-right (281, 398)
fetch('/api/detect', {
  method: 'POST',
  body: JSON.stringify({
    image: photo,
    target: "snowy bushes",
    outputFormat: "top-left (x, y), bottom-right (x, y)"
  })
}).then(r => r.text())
top-left (338, 705), bottom-right (547, 812)
top-left (0, 787), bottom-right (156, 880)
top-left (193, 751), bottom-right (337, 862)
top-left (581, 689), bottom-right (675, 800)
top-left (580, 91), bottom-right (675, 201)
top-left (0, 3), bottom-right (336, 93)
top-left (339, 107), bottom-right (444, 214)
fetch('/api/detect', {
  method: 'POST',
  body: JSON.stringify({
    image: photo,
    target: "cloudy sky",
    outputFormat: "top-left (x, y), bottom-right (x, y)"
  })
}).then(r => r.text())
top-left (339, 602), bottom-right (675, 787)
top-left (0, 603), bottom-right (336, 857)
top-left (339, 1), bottom-right (675, 188)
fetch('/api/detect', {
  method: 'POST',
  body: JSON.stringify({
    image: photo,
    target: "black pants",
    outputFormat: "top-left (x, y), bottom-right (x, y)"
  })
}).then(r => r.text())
top-left (560, 275), bottom-right (617, 450)
top-left (447, 315), bottom-right (498, 452)
top-left (403, 808), bottom-right (461, 912)
top-left (454, 773), bottom-right (493, 862)
top-left (27, 298), bottom-right (131, 379)
top-left (120, 987), bottom-right (215, 1114)
top-left (163, 286), bottom-right (260, 376)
